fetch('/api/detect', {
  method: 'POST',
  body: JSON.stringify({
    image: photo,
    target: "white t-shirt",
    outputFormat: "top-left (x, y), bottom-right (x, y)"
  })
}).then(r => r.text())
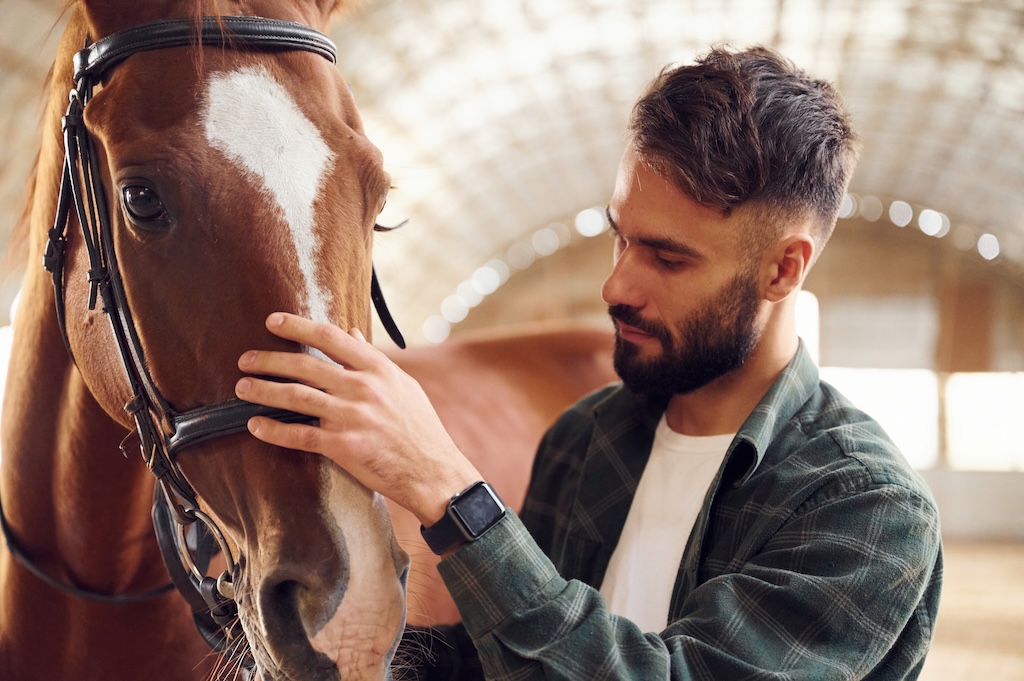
top-left (599, 414), bottom-right (733, 632)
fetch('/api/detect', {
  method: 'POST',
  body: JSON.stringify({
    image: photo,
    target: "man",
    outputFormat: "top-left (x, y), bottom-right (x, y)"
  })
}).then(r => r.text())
top-left (235, 45), bottom-right (943, 679)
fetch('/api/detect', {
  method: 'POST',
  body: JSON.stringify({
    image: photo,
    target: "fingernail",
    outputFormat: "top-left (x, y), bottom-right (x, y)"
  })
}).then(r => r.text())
top-left (236, 378), bottom-right (252, 395)
top-left (247, 417), bottom-right (261, 435)
top-left (267, 313), bottom-right (284, 327)
top-left (352, 328), bottom-right (366, 342)
top-left (239, 351), bottom-right (255, 368)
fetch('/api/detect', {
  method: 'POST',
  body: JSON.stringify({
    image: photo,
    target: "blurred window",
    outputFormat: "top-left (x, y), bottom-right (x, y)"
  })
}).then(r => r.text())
top-left (945, 372), bottom-right (1024, 471)
top-left (821, 367), bottom-right (940, 469)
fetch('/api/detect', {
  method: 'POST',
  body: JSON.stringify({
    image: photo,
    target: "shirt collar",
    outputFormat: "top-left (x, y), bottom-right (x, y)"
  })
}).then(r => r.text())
top-left (590, 339), bottom-right (818, 487)
top-left (725, 339), bottom-right (819, 486)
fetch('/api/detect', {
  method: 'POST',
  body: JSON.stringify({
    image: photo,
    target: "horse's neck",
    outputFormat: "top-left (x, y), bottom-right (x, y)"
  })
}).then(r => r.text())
top-left (0, 270), bottom-right (209, 681)
top-left (2, 286), bottom-right (154, 579)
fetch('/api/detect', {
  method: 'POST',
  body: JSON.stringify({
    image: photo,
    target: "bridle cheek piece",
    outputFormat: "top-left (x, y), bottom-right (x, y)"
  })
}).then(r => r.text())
top-left (30, 14), bottom-right (403, 667)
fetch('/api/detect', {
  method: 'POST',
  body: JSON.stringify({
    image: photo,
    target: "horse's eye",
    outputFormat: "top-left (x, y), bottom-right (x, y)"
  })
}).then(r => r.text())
top-left (121, 185), bottom-right (168, 222)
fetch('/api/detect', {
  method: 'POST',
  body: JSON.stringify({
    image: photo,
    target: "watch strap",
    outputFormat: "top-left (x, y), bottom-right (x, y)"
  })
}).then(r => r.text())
top-left (420, 481), bottom-right (505, 555)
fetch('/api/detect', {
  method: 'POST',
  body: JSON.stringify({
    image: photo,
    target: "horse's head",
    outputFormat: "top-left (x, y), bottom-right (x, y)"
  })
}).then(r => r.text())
top-left (55, 3), bottom-right (408, 678)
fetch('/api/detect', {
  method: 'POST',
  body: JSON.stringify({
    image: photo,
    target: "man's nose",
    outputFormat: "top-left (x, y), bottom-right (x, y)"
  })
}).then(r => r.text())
top-left (601, 249), bottom-right (645, 309)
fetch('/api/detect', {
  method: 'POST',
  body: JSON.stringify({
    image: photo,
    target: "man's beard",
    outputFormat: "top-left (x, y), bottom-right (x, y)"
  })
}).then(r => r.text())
top-left (610, 269), bottom-right (763, 399)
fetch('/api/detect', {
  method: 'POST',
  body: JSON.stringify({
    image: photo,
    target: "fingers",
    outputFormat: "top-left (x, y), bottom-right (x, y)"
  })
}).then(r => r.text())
top-left (244, 415), bottom-right (327, 454)
top-left (236, 313), bottom-right (375, 394)
top-left (262, 312), bottom-right (378, 371)
top-left (235, 312), bottom-right (377, 427)
top-left (235, 374), bottom-right (335, 420)
top-left (237, 348), bottom-right (340, 389)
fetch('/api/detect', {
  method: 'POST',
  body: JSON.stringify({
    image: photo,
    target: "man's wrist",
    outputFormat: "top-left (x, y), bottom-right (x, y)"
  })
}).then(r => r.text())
top-left (409, 452), bottom-right (482, 528)
top-left (415, 472), bottom-right (481, 527)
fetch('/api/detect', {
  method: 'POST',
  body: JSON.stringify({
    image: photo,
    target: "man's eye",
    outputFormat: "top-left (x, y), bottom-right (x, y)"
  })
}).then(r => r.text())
top-left (655, 254), bottom-right (685, 269)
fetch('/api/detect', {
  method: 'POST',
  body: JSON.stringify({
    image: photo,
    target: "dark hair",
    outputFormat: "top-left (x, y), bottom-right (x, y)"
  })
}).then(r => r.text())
top-left (628, 45), bottom-right (860, 257)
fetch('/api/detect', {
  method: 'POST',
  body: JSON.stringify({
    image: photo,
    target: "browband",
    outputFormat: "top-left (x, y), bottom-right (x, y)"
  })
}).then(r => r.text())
top-left (74, 16), bottom-right (337, 81)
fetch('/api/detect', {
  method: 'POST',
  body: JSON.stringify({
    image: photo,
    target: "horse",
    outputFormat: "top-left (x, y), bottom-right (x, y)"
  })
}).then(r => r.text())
top-left (1, 2), bottom-right (410, 679)
top-left (1, 1), bottom-right (620, 678)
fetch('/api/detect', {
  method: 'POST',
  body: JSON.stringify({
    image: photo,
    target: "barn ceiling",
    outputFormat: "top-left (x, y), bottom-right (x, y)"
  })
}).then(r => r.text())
top-left (2, 0), bottom-right (1023, 344)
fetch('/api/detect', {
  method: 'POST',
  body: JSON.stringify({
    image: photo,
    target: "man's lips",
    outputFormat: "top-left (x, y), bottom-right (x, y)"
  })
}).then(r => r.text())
top-left (615, 321), bottom-right (656, 343)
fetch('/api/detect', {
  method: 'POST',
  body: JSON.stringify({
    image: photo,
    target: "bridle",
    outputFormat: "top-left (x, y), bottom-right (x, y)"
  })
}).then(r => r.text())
top-left (1, 13), bottom-right (405, 670)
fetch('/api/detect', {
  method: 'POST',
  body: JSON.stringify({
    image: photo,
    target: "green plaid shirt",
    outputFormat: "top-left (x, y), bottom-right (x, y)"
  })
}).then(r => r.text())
top-left (434, 341), bottom-right (943, 680)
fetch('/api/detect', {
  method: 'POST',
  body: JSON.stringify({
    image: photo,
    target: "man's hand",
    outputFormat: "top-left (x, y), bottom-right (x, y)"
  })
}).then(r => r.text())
top-left (235, 312), bottom-right (481, 527)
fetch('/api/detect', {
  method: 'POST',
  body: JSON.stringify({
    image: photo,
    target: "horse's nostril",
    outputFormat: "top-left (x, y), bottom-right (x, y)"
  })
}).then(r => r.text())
top-left (263, 576), bottom-right (322, 638)
top-left (263, 558), bottom-right (347, 628)
top-left (269, 578), bottom-right (302, 610)
top-left (261, 577), bottom-right (304, 633)
top-left (257, 574), bottom-right (339, 677)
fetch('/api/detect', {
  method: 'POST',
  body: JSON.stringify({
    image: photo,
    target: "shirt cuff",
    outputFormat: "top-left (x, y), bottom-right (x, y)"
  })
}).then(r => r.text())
top-left (436, 510), bottom-right (563, 636)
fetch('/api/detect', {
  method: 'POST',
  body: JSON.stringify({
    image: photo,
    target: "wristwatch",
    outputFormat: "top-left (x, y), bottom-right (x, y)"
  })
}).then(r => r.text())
top-left (420, 481), bottom-right (506, 555)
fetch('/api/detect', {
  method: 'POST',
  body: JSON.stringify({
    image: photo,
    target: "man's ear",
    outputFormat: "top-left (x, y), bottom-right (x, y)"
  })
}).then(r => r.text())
top-left (764, 235), bottom-right (815, 302)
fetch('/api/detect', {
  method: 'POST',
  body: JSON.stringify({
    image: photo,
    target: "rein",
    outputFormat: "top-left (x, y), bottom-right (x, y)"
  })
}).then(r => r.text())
top-left (3, 14), bottom-right (404, 668)
top-left (0, 495), bottom-right (175, 603)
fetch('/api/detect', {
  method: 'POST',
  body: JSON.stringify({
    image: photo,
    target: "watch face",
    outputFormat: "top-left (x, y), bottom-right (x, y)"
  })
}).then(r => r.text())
top-left (451, 483), bottom-right (504, 538)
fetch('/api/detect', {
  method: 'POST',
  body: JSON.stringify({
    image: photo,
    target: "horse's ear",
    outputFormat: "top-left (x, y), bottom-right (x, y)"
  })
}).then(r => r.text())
top-left (374, 219), bottom-right (409, 233)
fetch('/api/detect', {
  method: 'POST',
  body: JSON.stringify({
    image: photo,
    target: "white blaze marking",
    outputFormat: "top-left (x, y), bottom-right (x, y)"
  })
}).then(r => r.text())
top-left (205, 70), bottom-right (404, 673)
top-left (203, 65), bottom-right (335, 326)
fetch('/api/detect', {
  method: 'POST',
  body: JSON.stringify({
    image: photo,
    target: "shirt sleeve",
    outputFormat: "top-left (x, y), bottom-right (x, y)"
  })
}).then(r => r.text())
top-left (437, 476), bottom-right (942, 681)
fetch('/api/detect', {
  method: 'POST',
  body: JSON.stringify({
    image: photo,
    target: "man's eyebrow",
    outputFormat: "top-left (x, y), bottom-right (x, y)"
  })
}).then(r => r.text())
top-left (605, 206), bottom-right (705, 261)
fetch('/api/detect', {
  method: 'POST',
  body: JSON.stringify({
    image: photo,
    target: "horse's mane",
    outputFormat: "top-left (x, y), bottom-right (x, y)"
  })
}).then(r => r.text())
top-left (3, 164), bottom-right (37, 286)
